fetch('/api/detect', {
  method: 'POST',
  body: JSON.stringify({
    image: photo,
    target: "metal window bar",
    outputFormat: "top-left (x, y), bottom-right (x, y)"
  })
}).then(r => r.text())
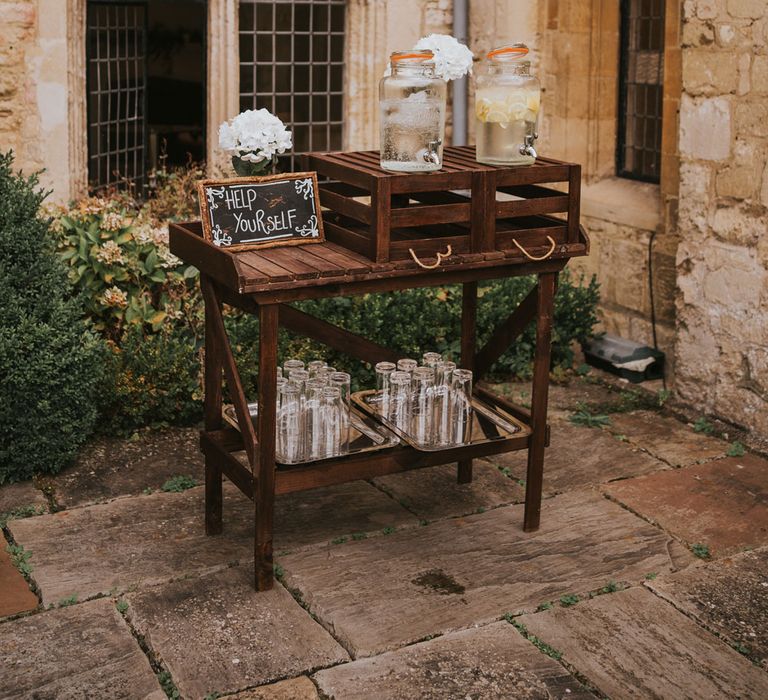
top-left (239, 0), bottom-right (346, 171)
top-left (86, 1), bottom-right (148, 193)
top-left (617, 0), bottom-right (665, 183)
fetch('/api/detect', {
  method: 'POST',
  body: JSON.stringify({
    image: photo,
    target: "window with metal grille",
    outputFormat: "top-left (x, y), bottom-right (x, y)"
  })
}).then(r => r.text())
top-left (617, 0), bottom-right (665, 183)
top-left (239, 0), bottom-right (345, 171)
top-left (87, 1), bottom-right (148, 192)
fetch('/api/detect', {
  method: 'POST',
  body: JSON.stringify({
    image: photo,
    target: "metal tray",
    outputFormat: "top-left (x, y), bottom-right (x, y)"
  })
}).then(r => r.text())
top-left (222, 402), bottom-right (400, 466)
top-left (352, 390), bottom-right (531, 452)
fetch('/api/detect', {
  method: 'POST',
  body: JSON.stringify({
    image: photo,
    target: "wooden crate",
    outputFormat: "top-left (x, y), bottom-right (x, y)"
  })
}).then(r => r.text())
top-left (303, 146), bottom-right (582, 266)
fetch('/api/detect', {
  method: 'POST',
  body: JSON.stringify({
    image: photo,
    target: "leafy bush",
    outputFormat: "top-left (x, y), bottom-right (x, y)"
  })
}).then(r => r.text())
top-left (52, 196), bottom-right (202, 342)
top-left (0, 151), bottom-right (105, 483)
top-left (49, 167), bottom-right (205, 433)
top-left (228, 270), bottom-right (600, 394)
top-left (101, 325), bottom-right (202, 433)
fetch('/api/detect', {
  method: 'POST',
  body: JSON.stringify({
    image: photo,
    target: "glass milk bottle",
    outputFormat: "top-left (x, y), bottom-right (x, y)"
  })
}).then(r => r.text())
top-left (475, 44), bottom-right (541, 166)
top-left (380, 51), bottom-right (447, 171)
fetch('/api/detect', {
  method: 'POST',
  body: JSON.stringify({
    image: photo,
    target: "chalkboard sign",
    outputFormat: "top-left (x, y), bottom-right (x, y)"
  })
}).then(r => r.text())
top-left (197, 172), bottom-right (324, 251)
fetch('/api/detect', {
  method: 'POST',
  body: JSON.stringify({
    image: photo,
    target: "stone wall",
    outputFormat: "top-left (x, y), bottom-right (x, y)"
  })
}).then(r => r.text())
top-left (675, 0), bottom-right (768, 433)
top-left (0, 0), bottom-right (81, 201)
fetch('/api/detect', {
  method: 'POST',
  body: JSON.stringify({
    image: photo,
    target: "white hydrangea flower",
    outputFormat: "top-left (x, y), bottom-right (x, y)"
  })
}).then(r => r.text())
top-left (413, 33), bottom-right (474, 81)
top-left (218, 108), bottom-right (293, 162)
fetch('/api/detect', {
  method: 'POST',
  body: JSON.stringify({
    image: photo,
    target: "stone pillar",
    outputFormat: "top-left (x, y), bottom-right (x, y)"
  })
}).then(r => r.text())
top-left (67, 0), bottom-right (87, 199)
top-left (343, 0), bottom-right (388, 151)
top-left (207, 0), bottom-right (240, 174)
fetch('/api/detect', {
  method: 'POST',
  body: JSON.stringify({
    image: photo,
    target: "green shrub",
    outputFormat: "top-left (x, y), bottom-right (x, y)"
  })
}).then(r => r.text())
top-left (228, 270), bottom-right (600, 393)
top-left (101, 325), bottom-right (202, 433)
top-left (53, 196), bottom-right (202, 343)
top-left (49, 168), bottom-right (204, 433)
top-left (0, 151), bottom-right (105, 483)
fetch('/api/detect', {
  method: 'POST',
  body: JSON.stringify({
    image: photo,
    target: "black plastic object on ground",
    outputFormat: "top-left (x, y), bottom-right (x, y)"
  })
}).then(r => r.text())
top-left (582, 334), bottom-right (664, 383)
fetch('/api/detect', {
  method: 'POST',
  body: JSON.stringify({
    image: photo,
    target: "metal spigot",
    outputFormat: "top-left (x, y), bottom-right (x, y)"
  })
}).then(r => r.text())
top-left (520, 133), bottom-right (538, 159)
top-left (423, 138), bottom-right (442, 166)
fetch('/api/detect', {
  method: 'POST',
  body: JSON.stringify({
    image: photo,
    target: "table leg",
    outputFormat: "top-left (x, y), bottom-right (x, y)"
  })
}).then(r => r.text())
top-left (202, 276), bottom-right (223, 536)
top-left (523, 272), bottom-right (556, 532)
top-left (255, 303), bottom-right (279, 590)
top-left (458, 281), bottom-right (478, 484)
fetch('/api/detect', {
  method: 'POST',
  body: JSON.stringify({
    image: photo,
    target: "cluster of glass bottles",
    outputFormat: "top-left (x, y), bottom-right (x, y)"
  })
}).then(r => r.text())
top-left (379, 43), bottom-right (540, 171)
top-left (372, 352), bottom-right (474, 448)
top-left (276, 359), bottom-right (350, 464)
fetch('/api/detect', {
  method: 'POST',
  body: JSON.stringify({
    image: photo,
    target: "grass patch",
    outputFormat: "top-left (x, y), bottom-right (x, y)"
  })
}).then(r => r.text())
top-left (693, 417), bottom-right (715, 435)
top-left (116, 599), bottom-right (129, 614)
top-left (382, 526), bottom-right (396, 535)
top-left (331, 536), bottom-right (348, 545)
top-left (645, 572), bottom-right (658, 580)
top-left (536, 601), bottom-right (553, 611)
top-left (273, 563), bottom-right (285, 580)
top-left (593, 580), bottom-right (624, 596)
top-left (157, 670), bottom-right (180, 699)
top-left (726, 441), bottom-right (746, 457)
top-left (160, 475), bottom-right (197, 493)
top-left (582, 387), bottom-right (670, 416)
top-left (559, 593), bottom-right (580, 607)
top-left (569, 403), bottom-right (611, 429)
top-left (58, 593), bottom-right (78, 607)
top-left (7, 543), bottom-right (33, 578)
top-left (351, 532), bottom-right (368, 541)
top-left (691, 543), bottom-right (711, 560)
top-left (505, 614), bottom-right (563, 661)
top-left (0, 504), bottom-right (45, 528)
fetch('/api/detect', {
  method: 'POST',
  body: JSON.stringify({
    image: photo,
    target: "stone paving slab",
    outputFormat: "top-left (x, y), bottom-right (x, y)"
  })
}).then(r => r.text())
top-left (0, 598), bottom-right (164, 699)
top-left (0, 480), bottom-right (47, 515)
top-left (605, 454), bottom-right (768, 557)
top-left (280, 490), bottom-right (679, 658)
top-left (487, 377), bottom-right (622, 414)
top-left (273, 480), bottom-right (419, 551)
top-left (0, 533), bottom-right (38, 619)
top-left (226, 677), bottom-right (319, 699)
top-left (519, 586), bottom-right (768, 699)
top-left (487, 417), bottom-right (668, 495)
top-left (313, 621), bottom-right (596, 699)
top-left (372, 461), bottom-right (524, 520)
top-left (47, 427), bottom-right (204, 510)
top-left (648, 546), bottom-right (768, 669)
top-left (606, 410), bottom-right (728, 466)
top-left (8, 480), bottom-right (414, 606)
top-left (127, 565), bottom-right (348, 699)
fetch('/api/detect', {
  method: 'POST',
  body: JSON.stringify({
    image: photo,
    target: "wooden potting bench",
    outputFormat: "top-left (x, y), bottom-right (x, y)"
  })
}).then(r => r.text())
top-left (169, 147), bottom-right (588, 591)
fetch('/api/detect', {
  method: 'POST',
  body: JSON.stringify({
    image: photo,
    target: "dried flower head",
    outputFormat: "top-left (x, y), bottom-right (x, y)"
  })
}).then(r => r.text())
top-left (95, 240), bottom-right (125, 265)
top-left (101, 211), bottom-right (128, 232)
top-left (100, 286), bottom-right (128, 309)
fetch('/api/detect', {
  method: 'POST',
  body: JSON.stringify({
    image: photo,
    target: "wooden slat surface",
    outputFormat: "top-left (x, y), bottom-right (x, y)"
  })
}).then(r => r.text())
top-left (171, 221), bottom-right (587, 297)
top-left (170, 147), bottom-right (586, 295)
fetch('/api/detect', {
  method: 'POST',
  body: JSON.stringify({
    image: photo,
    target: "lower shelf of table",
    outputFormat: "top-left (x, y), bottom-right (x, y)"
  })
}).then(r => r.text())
top-left (201, 420), bottom-right (535, 499)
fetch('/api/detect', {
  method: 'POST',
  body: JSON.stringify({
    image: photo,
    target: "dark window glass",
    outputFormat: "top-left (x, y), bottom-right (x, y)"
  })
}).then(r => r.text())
top-left (87, 2), bottom-right (148, 191)
top-left (617, 0), bottom-right (665, 183)
top-left (88, 0), bottom-right (207, 194)
top-left (239, 0), bottom-right (346, 169)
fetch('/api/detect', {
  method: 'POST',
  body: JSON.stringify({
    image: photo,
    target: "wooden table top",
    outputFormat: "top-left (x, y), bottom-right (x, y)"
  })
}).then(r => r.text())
top-left (169, 221), bottom-right (587, 303)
